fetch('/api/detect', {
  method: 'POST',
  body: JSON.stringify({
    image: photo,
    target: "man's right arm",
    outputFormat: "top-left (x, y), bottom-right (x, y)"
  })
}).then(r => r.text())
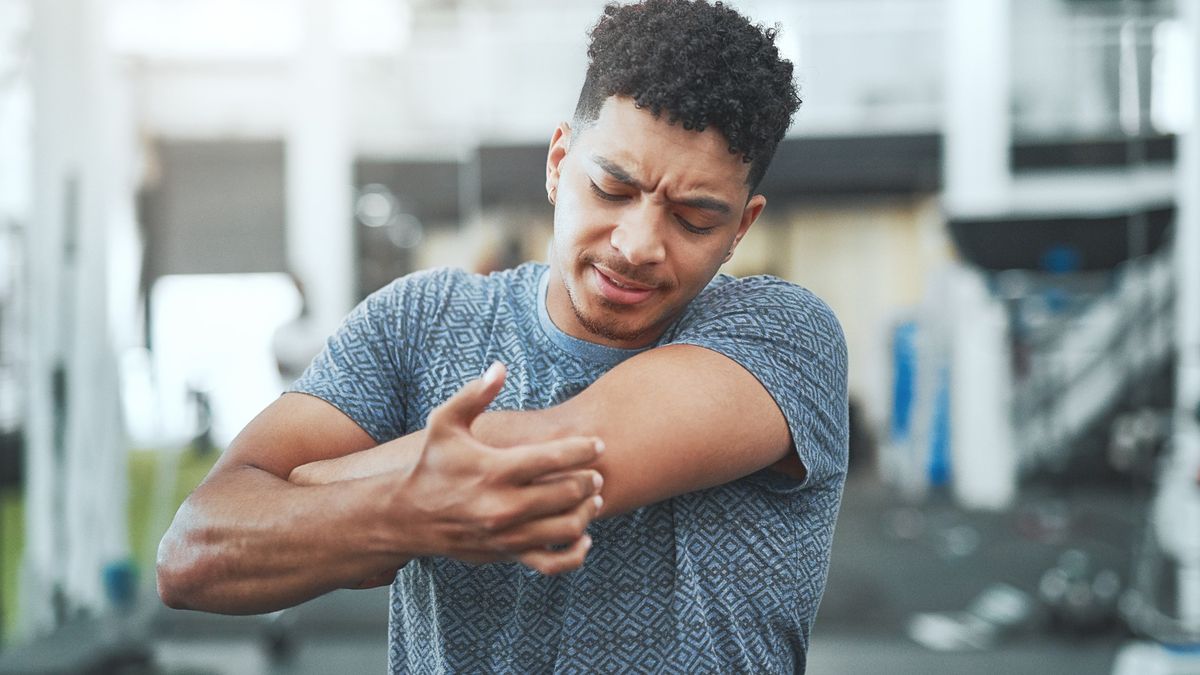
top-left (156, 365), bottom-right (604, 615)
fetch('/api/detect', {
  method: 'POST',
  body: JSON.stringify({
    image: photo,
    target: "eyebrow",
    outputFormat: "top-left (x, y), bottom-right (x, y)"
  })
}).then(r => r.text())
top-left (591, 154), bottom-right (733, 215)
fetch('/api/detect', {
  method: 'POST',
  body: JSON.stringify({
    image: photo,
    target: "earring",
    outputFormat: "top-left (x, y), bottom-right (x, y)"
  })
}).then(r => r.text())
top-left (547, 186), bottom-right (556, 205)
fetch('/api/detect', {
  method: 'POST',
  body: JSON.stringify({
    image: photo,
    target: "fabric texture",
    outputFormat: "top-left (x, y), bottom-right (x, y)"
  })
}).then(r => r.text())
top-left (290, 261), bottom-right (849, 674)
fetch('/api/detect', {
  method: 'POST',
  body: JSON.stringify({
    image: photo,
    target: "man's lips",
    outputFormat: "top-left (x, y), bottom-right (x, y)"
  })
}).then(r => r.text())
top-left (594, 265), bottom-right (655, 290)
top-left (591, 265), bottom-right (657, 305)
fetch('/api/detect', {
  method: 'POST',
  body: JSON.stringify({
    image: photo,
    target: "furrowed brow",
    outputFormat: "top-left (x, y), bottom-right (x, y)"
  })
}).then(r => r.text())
top-left (676, 195), bottom-right (732, 215)
top-left (591, 154), bottom-right (733, 215)
top-left (591, 155), bottom-right (645, 191)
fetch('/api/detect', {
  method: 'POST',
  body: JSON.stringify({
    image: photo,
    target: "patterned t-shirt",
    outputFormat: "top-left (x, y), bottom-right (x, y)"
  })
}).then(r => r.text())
top-left (290, 261), bottom-right (848, 674)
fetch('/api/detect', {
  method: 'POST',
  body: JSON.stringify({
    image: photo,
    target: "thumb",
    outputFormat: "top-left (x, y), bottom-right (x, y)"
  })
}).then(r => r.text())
top-left (428, 362), bottom-right (506, 433)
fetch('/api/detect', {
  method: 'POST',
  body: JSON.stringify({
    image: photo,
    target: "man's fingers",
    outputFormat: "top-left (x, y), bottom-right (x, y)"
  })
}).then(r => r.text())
top-left (516, 534), bottom-right (594, 576)
top-left (492, 490), bottom-right (602, 551)
top-left (427, 362), bottom-right (506, 434)
top-left (498, 436), bottom-right (604, 484)
top-left (501, 470), bottom-right (602, 526)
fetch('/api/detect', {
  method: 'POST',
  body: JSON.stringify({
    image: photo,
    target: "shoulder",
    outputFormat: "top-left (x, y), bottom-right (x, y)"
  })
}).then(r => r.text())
top-left (696, 273), bottom-right (832, 310)
top-left (373, 262), bottom-right (543, 312)
top-left (674, 274), bottom-right (845, 351)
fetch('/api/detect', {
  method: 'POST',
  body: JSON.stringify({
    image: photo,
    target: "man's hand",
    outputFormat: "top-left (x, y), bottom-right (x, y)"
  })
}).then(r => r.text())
top-left (156, 363), bottom-right (604, 614)
top-left (354, 362), bottom-right (605, 577)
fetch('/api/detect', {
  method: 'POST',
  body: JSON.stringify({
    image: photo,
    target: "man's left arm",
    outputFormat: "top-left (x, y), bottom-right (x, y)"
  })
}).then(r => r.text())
top-left (474, 343), bottom-right (797, 518)
top-left (292, 280), bottom-right (848, 518)
top-left (294, 344), bottom-right (789, 516)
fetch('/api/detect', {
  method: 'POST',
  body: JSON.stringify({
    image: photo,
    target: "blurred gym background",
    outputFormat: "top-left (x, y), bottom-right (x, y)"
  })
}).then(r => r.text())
top-left (0, 0), bottom-right (1198, 672)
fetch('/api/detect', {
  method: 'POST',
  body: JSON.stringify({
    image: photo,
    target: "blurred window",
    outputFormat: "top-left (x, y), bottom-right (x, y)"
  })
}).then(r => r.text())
top-left (143, 273), bottom-right (299, 449)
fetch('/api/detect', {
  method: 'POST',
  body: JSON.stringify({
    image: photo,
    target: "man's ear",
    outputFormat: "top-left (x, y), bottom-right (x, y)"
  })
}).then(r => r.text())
top-left (546, 122), bottom-right (571, 205)
top-left (725, 193), bottom-right (766, 261)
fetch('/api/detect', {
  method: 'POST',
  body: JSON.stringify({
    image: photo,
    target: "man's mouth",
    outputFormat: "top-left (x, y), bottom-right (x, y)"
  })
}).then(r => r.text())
top-left (591, 265), bottom-right (657, 305)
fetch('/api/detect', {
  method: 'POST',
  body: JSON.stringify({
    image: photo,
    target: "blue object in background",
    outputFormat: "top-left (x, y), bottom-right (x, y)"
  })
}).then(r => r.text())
top-left (1040, 244), bottom-right (1083, 274)
top-left (891, 320), bottom-right (951, 489)
top-left (928, 365), bottom-right (951, 487)
top-left (102, 559), bottom-right (137, 612)
top-left (1040, 244), bottom-right (1083, 314)
top-left (891, 321), bottom-right (917, 444)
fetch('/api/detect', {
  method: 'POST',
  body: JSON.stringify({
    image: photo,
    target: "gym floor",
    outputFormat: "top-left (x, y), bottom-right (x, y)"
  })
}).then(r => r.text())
top-left (809, 473), bottom-right (1135, 674)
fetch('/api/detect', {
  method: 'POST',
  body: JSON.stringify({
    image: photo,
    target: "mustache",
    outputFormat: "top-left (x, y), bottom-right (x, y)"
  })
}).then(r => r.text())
top-left (583, 254), bottom-right (672, 290)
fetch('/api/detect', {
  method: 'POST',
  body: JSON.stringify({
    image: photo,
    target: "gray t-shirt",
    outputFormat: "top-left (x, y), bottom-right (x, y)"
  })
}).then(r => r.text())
top-left (290, 261), bottom-right (848, 674)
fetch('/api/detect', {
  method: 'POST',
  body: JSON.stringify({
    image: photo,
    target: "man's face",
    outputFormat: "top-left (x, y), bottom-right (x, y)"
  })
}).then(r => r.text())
top-left (544, 96), bottom-right (766, 349)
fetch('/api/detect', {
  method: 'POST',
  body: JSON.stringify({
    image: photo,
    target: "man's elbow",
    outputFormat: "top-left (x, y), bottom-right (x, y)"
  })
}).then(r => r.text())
top-left (155, 518), bottom-right (209, 611)
top-left (156, 560), bottom-right (189, 610)
top-left (156, 565), bottom-right (189, 611)
top-left (156, 545), bottom-right (193, 610)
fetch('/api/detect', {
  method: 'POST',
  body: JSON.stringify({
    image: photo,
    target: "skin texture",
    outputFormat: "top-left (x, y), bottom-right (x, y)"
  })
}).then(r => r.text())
top-left (156, 97), bottom-right (801, 614)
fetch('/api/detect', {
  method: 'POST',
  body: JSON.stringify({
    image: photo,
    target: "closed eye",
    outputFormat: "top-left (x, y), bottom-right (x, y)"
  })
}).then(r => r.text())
top-left (676, 215), bottom-right (715, 236)
top-left (588, 180), bottom-right (627, 202)
top-left (589, 179), bottom-right (714, 235)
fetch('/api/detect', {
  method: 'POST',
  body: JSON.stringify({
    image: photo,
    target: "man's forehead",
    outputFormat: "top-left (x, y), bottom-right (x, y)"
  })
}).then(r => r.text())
top-left (572, 98), bottom-right (753, 190)
top-left (586, 153), bottom-right (735, 214)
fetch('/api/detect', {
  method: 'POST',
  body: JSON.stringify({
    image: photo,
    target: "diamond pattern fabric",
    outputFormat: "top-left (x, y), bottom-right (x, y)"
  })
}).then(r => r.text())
top-left (290, 262), bottom-right (848, 673)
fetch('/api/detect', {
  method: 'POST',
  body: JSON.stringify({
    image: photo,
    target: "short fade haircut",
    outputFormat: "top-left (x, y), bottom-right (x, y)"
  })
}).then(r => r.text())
top-left (573, 0), bottom-right (801, 190)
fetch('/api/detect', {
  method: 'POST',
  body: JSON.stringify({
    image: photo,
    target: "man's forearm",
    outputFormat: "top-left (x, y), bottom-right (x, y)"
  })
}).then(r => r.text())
top-left (157, 465), bottom-right (407, 615)
top-left (290, 409), bottom-right (566, 487)
top-left (161, 376), bottom-right (605, 614)
top-left (289, 430), bottom-right (426, 486)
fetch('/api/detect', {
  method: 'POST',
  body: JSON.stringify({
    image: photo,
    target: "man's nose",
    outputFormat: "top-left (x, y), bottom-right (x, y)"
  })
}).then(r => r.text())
top-left (610, 207), bottom-right (667, 266)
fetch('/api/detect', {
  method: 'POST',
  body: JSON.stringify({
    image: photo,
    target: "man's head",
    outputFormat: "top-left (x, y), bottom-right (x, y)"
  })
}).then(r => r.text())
top-left (572, 0), bottom-right (800, 190)
top-left (544, 0), bottom-right (800, 349)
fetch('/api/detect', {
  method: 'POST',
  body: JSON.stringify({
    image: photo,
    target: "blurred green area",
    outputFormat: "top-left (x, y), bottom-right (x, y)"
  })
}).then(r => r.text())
top-left (1, 489), bottom-right (21, 643)
top-left (0, 447), bottom-right (219, 645)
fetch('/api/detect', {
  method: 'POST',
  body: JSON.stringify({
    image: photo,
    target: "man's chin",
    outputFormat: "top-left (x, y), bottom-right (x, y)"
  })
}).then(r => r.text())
top-left (573, 308), bottom-right (649, 345)
top-left (569, 298), bottom-right (656, 346)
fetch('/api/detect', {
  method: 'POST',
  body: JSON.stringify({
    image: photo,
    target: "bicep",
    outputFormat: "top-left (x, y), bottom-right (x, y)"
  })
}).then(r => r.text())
top-left (553, 343), bottom-right (793, 517)
top-left (209, 393), bottom-right (379, 481)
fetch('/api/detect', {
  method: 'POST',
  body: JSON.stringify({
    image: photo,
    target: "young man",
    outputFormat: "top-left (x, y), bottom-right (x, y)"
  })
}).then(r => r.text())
top-left (157, 1), bottom-right (848, 672)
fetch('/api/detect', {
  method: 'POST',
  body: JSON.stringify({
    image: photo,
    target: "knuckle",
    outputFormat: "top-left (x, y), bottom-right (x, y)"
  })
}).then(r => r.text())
top-left (551, 446), bottom-right (569, 466)
top-left (582, 473), bottom-right (598, 495)
top-left (482, 506), bottom-right (514, 532)
top-left (490, 533), bottom-right (516, 552)
top-left (569, 478), bottom-right (589, 501)
top-left (471, 503), bottom-right (498, 532)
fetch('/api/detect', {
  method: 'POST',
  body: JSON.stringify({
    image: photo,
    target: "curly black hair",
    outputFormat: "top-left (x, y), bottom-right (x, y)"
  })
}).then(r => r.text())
top-left (573, 0), bottom-right (801, 189)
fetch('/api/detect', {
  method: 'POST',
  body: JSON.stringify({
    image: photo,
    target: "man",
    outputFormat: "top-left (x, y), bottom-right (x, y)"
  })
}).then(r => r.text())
top-left (156, 0), bottom-right (848, 672)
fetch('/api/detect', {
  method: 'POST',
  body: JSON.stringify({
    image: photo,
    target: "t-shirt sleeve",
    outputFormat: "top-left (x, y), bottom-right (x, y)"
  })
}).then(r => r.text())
top-left (664, 276), bottom-right (849, 490)
top-left (288, 275), bottom-right (418, 443)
